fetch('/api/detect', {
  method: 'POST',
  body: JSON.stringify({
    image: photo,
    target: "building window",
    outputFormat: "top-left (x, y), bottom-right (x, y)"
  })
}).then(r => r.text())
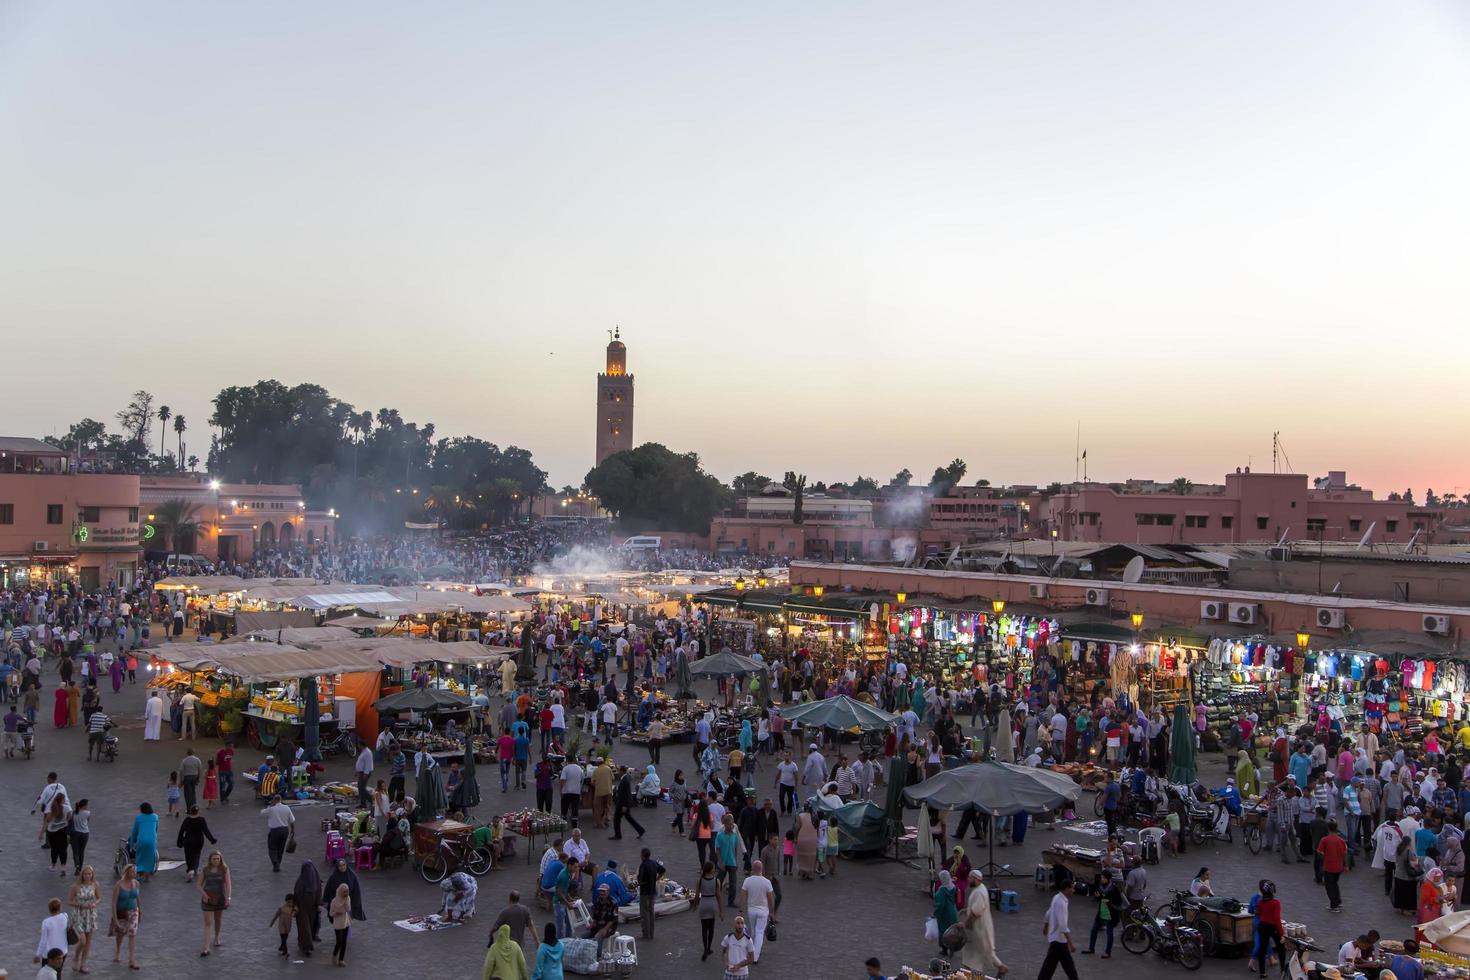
top-left (1386, 520), bottom-right (1398, 533)
top-left (79, 506), bottom-right (100, 523)
top-left (1155, 514), bottom-right (1175, 526)
top-left (0, 504), bottom-right (12, 524)
top-left (46, 504), bottom-right (63, 524)
top-left (1307, 518), bottom-right (1327, 534)
top-left (1135, 513), bottom-right (1155, 525)
top-left (1185, 515), bottom-right (1209, 528)
top-left (1221, 516), bottom-right (1233, 529)
top-left (1348, 519), bottom-right (1361, 532)
top-left (128, 508), bottom-right (139, 523)
top-left (1256, 516), bottom-right (1269, 530)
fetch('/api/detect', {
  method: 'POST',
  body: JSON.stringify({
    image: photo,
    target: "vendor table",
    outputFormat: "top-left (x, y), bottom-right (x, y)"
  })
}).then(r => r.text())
top-left (1180, 898), bottom-right (1255, 955)
top-left (1041, 845), bottom-right (1136, 888)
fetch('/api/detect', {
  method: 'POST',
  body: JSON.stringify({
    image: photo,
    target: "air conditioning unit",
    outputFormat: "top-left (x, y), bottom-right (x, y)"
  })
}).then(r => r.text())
top-left (1423, 614), bottom-right (1450, 636)
top-left (1028, 584), bottom-right (1049, 599)
top-left (1200, 600), bottom-right (1224, 621)
top-left (1316, 608), bottom-right (1346, 629)
top-left (1228, 602), bottom-right (1258, 625)
top-left (32, 540), bottom-right (49, 552)
top-left (1266, 546), bottom-right (1291, 562)
top-left (1084, 587), bottom-right (1110, 606)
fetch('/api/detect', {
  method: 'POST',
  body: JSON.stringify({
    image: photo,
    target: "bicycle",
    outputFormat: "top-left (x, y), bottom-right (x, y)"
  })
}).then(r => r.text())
top-left (1151, 889), bottom-right (1216, 954)
top-left (113, 837), bottom-right (135, 878)
top-left (1119, 899), bottom-right (1204, 970)
top-left (419, 834), bottom-right (492, 883)
top-left (1279, 936), bottom-right (1324, 980)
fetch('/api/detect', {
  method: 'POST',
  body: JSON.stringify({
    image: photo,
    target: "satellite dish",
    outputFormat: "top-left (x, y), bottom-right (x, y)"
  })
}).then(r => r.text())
top-left (1122, 556), bottom-right (1146, 584)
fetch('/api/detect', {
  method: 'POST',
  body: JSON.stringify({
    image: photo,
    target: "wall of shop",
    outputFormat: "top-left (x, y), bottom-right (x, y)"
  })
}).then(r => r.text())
top-left (1229, 555), bottom-right (1470, 606)
top-left (0, 473), bottom-right (141, 588)
top-left (788, 560), bottom-right (1470, 647)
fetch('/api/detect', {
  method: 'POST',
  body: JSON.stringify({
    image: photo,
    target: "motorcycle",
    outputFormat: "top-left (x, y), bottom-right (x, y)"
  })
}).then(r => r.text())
top-left (100, 725), bottom-right (119, 763)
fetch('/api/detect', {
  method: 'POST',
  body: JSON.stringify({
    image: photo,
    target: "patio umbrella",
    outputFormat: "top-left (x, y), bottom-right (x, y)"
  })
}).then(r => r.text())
top-left (689, 649), bottom-right (767, 677)
top-left (905, 761), bottom-right (1081, 879)
top-left (416, 757), bottom-right (448, 820)
top-left (301, 675), bottom-right (321, 762)
top-left (456, 729), bottom-right (481, 814)
top-left (373, 688), bottom-right (471, 713)
top-left (992, 708), bottom-right (1015, 763)
top-left (779, 695), bottom-right (898, 732)
top-left (1169, 703), bottom-right (1197, 785)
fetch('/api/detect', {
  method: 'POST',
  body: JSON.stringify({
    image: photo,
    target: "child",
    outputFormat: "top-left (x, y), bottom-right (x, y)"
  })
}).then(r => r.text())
top-left (268, 893), bottom-right (296, 954)
top-left (782, 830), bottom-right (795, 876)
top-left (815, 817), bottom-right (829, 878)
top-left (203, 758), bottom-right (219, 809)
top-left (166, 771), bottom-right (182, 817)
top-left (826, 817), bottom-right (839, 876)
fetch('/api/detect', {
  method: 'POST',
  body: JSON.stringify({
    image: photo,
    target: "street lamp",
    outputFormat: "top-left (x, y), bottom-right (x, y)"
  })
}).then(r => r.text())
top-left (1130, 609), bottom-right (1145, 630)
top-left (896, 592), bottom-right (907, 605)
top-left (1296, 630), bottom-right (1311, 650)
top-left (991, 599), bottom-right (1005, 615)
top-left (734, 576), bottom-right (746, 592)
top-left (757, 575), bottom-right (768, 588)
top-left (812, 585), bottom-right (824, 597)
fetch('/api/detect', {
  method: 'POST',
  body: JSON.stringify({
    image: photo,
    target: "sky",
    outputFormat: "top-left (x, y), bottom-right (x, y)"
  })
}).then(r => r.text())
top-left (2, 2), bottom-right (1468, 496)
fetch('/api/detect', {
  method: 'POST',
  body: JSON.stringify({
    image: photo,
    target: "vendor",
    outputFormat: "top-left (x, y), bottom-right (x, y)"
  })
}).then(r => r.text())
top-left (594, 859), bottom-right (633, 905)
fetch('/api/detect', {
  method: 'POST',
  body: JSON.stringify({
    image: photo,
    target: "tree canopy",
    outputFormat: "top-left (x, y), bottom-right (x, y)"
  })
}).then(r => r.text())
top-left (585, 443), bottom-right (732, 533)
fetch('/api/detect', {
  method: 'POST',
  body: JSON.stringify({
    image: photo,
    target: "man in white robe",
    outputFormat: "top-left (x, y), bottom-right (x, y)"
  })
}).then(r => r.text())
top-left (143, 690), bottom-right (164, 741)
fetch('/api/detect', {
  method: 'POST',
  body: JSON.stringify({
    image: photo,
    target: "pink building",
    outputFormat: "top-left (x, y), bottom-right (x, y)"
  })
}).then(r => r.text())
top-left (1038, 470), bottom-right (1447, 546)
top-left (140, 475), bottom-right (336, 563)
top-left (0, 438), bottom-right (141, 589)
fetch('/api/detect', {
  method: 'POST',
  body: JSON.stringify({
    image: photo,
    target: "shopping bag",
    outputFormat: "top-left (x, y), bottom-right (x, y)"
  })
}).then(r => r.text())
top-left (924, 916), bottom-right (939, 941)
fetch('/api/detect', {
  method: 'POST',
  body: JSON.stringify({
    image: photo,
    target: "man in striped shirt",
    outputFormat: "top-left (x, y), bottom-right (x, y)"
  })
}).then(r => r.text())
top-left (86, 707), bottom-right (111, 761)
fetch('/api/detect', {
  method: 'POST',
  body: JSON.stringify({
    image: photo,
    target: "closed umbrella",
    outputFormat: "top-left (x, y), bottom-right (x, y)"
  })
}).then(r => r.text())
top-left (416, 756), bottom-right (448, 820)
top-left (779, 695), bottom-right (899, 732)
top-left (1169, 704), bottom-right (1196, 785)
top-left (301, 675), bottom-right (321, 762)
top-left (457, 730), bottom-right (481, 814)
top-left (905, 761), bottom-right (1082, 879)
top-left (373, 688), bottom-right (471, 713)
top-left (673, 648), bottom-right (693, 700)
top-left (992, 708), bottom-right (1014, 763)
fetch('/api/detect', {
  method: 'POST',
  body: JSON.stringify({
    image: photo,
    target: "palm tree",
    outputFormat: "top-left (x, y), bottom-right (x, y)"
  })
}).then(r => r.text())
top-left (187, 455), bottom-right (199, 472)
top-left (153, 497), bottom-right (201, 554)
top-left (174, 415), bottom-right (187, 466)
top-left (1171, 477), bottom-right (1193, 495)
top-left (156, 405), bottom-right (171, 461)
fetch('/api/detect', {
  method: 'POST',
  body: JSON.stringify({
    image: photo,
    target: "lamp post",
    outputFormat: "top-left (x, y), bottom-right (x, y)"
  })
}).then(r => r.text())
top-left (990, 599), bottom-right (1005, 685)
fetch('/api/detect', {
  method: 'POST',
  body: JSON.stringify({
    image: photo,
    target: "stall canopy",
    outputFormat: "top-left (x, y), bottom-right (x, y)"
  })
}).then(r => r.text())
top-left (374, 688), bottom-right (471, 713)
top-left (324, 614), bottom-right (398, 631)
top-left (241, 583), bottom-right (401, 608)
top-left (208, 647), bottom-right (392, 681)
top-left (902, 761), bottom-right (1081, 816)
top-left (778, 695), bottom-right (898, 732)
top-left (690, 650), bottom-right (767, 677)
top-left (233, 610), bottom-right (320, 633)
top-left (237, 626), bottom-right (360, 645)
top-left (154, 575), bottom-right (249, 593)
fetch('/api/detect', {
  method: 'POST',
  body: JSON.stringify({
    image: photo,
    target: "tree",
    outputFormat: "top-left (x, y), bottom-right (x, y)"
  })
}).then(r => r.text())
top-left (783, 472), bottom-right (807, 525)
top-left (850, 476), bottom-right (880, 498)
top-left (892, 468), bottom-right (913, 487)
top-left (929, 458), bottom-right (968, 495)
top-left (1388, 492), bottom-right (1403, 502)
top-left (174, 415), bottom-right (187, 465)
top-left (152, 497), bottom-right (201, 554)
top-left (977, 479), bottom-right (991, 487)
top-left (1441, 492), bottom-right (1461, 508)
top-left (44, 419), bottom-right (108, 456)
top-left (1405, 489), bottom-right (1416, 504)
top-left (116, 390), bottom-right (155, 446)
top-left (1425, 488), bottom-right (1439, 507)
top-left (187, 454), bottom-right (199, 472)
top-left (732, 471), bottom-right (772, 496)
top-left (156, 405), bottom-right (171, 460)
top-left (1046, 482), bottom-right (1063, 494)
top-left (585, 443), bottom-right (732, 533)
top-left (810, 481), bottom-right (828, 494)
top-left (1171, 477), bottom-right (1193, 495)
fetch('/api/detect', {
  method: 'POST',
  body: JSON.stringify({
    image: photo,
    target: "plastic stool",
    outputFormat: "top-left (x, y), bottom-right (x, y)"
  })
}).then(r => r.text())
top-left (355, 845), bottom-right (375, 871)
top-left (999, 890), bottom-right (1020, 913)
top-left (325, 832), bottom-right (348, 862)
top-left (1035, 864), bottom-right (1054, 888)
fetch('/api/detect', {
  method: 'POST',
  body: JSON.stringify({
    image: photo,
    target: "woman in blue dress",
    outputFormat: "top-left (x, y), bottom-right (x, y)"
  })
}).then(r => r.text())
top-left (128, 802), bottom-right (160, 881)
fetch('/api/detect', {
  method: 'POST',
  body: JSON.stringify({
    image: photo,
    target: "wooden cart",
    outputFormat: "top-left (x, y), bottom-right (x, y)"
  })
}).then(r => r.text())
top-left (1183, 904), bottom-right (1255, 956)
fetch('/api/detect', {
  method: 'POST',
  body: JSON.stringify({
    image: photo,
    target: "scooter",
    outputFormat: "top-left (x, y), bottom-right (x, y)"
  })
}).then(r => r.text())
top-left (16, 720), bottom-right (34, 759)
top-left (100, 724), bottom-right (119, 762)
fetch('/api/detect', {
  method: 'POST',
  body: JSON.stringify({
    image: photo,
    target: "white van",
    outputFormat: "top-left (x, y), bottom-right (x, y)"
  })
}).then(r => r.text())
top-left (621, 535), bottom-right (662, 551)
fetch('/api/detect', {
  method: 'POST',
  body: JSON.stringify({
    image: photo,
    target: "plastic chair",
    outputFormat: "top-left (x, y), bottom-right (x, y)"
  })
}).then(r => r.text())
top-left (354, 845), bottom-right (375, 871)
top-left (325, 831), bottom-right (348, 862)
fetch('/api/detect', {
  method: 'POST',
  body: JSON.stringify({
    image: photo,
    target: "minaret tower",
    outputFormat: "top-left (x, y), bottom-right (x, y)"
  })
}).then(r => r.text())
top-left (595, 327), bottom-right (634, 465)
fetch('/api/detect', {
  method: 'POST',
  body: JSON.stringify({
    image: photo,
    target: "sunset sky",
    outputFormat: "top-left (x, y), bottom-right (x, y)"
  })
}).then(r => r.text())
top-left (2, 2), bottom-right (1467, 495)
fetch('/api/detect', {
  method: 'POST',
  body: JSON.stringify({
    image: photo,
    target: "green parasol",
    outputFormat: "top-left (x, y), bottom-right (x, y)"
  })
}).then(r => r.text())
top-left (1169, 703), bottom-right (1196, 785)
top-left (778, 695), bottom-right (899, 733)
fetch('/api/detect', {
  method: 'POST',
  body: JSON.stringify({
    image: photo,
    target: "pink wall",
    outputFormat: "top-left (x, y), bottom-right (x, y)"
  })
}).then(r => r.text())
top-left (0, 473), bottom-right (141, 585)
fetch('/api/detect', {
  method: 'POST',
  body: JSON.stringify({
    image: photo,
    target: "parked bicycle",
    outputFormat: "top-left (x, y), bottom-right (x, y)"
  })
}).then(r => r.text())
top-left (1120, 896), bottom-right (1205, 970)
top-left (1151, 889), bottom-right (1216, 954)
top-left (419, 834), bottom-right (492, 883)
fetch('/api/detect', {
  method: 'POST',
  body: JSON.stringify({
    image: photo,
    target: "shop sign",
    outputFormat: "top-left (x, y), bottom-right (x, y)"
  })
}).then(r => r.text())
top-left (79, 525), bottom-right (141, 546)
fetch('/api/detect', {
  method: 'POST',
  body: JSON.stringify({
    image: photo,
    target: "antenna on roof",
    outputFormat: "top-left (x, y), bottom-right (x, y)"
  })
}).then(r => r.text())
top-left (1355, 522), bottom-right (1376, 550)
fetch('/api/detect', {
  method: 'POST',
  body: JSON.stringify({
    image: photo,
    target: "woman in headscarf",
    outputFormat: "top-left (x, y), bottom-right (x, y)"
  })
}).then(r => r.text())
top-left (441, 870), bottom-right (478, 921)
top-left (943, 846), bottom-right (973, 906)
top-left (292, 860), bottom-right (323, 955)
top-left (1440, 834), bottom-right (1465, 912)
top-left (933, 869), bottom-right (959, 956)
top-left (793, 808), bottom-right (820, 880)
top-left (109, 656), bottom-right (124, 694)
top-left (53, 684), bottom-right (69, 728)
top-left (960, 869), bottom-right (1006, 975)
top-left (738, 719), bottom-right (753, 757)
top-left (637, 764), bottom-right (661, 801)
top-left (128, 802), bottom-right (159, 880)
top-left (483, 923), bottom-right (529, 980)
top-left (1235, 751), bottom-right (1259, 800)
top-left (322, 857), bottom-right (367, 922)
top-left (1420, 867), bottom-right (1451, 923)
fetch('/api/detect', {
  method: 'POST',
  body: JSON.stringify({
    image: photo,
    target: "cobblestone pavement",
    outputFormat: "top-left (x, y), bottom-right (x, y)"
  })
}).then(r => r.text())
top-left (0, 657), bottom-right (1407, 978)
